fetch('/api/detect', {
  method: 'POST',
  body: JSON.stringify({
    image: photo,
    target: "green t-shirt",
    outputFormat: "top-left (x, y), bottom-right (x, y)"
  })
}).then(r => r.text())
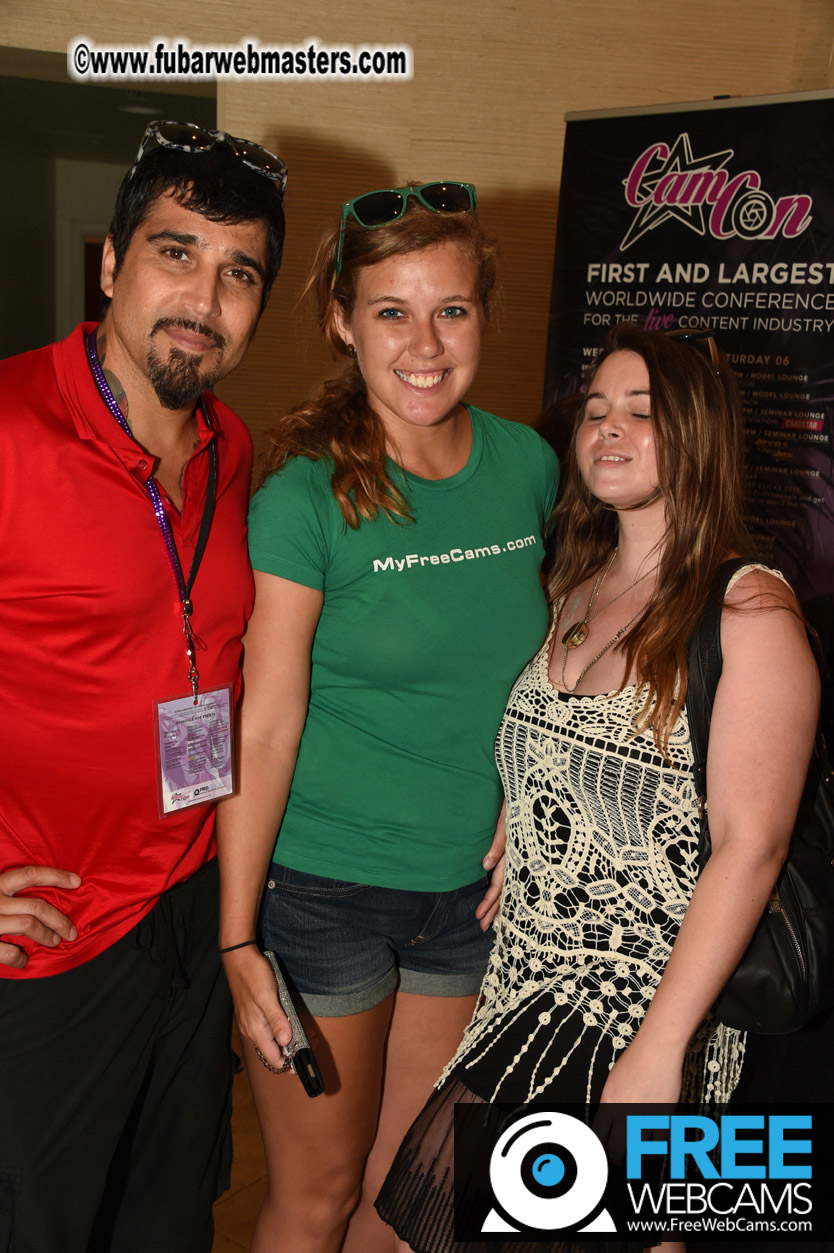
top-left (248, 405), bottom-right (559, 890)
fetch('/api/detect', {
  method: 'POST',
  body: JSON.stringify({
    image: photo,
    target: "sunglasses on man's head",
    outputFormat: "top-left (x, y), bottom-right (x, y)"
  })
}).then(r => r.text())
top-left (336, 181), bottom-right (477, 272)
top-left (665, 327), bottom-right (721, 375)
top-left (130, 120), bottom-right (288, 193)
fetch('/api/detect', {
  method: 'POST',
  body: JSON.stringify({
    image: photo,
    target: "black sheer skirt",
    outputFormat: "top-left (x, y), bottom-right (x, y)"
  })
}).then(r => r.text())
top-left (375, 1072), bottom-right (655, 1253)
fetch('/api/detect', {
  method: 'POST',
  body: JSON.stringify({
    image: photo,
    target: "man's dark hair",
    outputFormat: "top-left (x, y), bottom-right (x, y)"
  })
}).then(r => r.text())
top-left (109, 143), bottom-right (285, 313)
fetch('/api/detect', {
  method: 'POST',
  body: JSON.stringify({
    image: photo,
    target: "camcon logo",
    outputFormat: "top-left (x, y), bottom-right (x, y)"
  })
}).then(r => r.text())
top-left (620, 132), bottom-right (812, 251)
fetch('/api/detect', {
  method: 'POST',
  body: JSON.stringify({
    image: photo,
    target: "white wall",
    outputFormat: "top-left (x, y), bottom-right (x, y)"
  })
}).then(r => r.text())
top-left (54, 158), bottom-right (125, 341)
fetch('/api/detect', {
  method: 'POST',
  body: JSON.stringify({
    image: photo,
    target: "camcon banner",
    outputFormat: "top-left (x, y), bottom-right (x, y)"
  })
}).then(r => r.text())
top-left (544, 91), bottom-right (834, 630)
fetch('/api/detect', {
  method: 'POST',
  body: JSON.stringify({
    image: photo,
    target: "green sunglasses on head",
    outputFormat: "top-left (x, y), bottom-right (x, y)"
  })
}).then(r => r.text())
top-left (336, 181), bottom-right (478, 272)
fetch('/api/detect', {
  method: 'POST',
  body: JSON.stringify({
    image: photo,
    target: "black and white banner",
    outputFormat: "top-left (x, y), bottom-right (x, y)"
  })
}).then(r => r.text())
top-left (544, 91), bottom-right (834, 632)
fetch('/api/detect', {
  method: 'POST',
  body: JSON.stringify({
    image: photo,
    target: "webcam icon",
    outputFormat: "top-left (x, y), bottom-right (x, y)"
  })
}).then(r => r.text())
top-left (482, 1111), bottom-right (616, 1234)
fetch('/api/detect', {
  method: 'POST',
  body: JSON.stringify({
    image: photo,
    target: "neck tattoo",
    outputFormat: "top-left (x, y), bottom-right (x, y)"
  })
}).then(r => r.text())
top-left (95, 329), bottom-right (130, 426)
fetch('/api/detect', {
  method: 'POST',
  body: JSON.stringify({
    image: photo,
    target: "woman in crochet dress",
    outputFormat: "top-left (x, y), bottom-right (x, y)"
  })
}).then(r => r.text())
top-left (376, 322), bottom-right (819, 1253)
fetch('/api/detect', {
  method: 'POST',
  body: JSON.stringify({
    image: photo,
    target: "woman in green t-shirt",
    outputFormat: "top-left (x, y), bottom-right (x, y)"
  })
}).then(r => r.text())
top-left (217, 184), bottom-right (558, 1252)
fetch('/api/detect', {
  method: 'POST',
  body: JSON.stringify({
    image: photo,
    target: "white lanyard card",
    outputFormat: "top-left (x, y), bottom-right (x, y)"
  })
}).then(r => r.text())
top-left (154, 684), bottom-right (235, 816)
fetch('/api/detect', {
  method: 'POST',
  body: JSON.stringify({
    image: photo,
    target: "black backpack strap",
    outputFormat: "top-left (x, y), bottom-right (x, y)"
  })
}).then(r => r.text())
top-left (685, 558), bottom-right (750, 830)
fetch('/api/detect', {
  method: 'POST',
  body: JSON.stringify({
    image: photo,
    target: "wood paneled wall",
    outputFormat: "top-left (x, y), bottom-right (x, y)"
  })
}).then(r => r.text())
top-left (4, 0), bottom-right (833, 452)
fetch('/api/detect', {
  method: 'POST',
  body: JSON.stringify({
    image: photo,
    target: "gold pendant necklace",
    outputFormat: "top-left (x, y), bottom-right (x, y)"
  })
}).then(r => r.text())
top-left (561, 550), bottom-right (617, 650)
top-left (561, 549), bottom-right (659, 651)
top-left (561, 604), bottom-right (647, 694)
top-left (559, 551), bottom-right (659, 693)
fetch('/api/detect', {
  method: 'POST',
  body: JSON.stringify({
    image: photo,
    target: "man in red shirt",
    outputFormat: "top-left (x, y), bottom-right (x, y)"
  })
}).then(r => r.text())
top-left (0, 122), bottom-right (286, 1253)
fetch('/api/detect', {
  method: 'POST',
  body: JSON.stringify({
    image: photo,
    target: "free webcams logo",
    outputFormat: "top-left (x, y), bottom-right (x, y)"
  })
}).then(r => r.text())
top-left (481, 1111), bottom-right (616, 1236)
top-left (620, 133), bottom-right (812, 251)
top-left (455, 1105), bottom-right (827, 1243)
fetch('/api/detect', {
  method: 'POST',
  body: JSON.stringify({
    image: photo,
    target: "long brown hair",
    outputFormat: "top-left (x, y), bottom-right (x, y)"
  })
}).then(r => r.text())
top-left (550, 322), bottom-right (754, 754)
top-left (259, 196), bottom-right (498, 527)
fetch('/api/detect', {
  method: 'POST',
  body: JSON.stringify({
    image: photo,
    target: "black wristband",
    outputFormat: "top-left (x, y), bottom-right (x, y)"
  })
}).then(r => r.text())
top-left (219, 939), bottom-right (258, 954)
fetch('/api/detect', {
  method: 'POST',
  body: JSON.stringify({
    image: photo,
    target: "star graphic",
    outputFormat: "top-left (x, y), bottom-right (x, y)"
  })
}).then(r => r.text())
top-left (620, 133), bottom-right (734, 251)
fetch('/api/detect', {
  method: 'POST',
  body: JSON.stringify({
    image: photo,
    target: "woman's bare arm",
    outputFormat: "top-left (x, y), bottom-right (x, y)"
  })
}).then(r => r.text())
top-left (216, 570), bottom-right (324, 1068)
top-left (600, 570), bottom-right (819, 1103)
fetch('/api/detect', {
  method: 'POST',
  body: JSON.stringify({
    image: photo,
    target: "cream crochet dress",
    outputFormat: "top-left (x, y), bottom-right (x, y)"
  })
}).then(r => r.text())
top-left (439, 614), bottom-right (744, 1106)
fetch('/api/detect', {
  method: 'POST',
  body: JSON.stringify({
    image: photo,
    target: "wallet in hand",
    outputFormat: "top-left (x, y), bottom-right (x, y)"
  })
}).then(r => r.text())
top-left (263, 949), bottom-right (325, 1098)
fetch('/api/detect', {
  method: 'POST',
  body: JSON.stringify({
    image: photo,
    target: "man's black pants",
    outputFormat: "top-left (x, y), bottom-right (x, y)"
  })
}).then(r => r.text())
top-left (0, 859), bottom-right (233, 1253)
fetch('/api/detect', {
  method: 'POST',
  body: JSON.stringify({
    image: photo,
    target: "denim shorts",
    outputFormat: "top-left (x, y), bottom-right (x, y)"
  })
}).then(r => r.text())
top-left (258, 864), bottom-right (495, 1017)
